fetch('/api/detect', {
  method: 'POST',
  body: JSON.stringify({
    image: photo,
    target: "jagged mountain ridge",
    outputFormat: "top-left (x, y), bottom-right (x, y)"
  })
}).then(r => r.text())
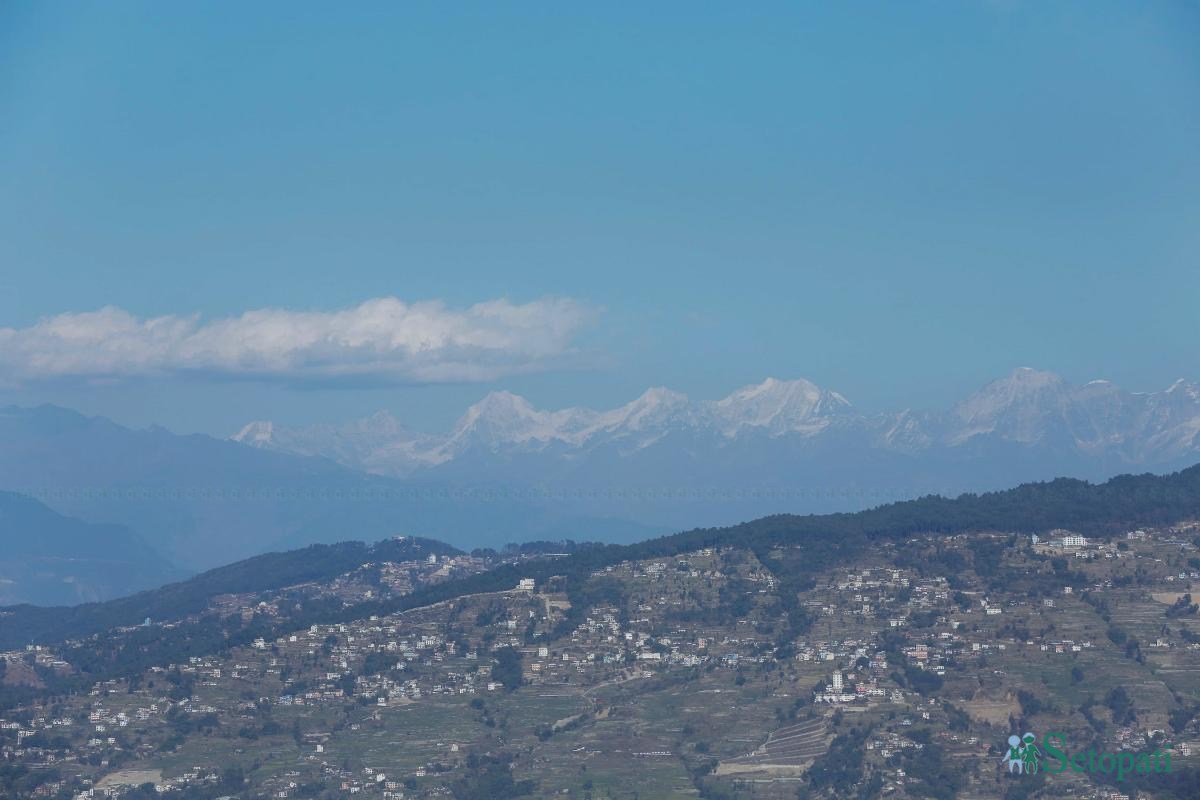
top-left (234, 369), bottom-right (1200, 476)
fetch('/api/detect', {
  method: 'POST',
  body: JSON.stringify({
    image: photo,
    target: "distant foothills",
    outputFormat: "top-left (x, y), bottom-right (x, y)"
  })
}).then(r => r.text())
top-left (0, 368), bottom-right (1198, 605)
top-left (3, 461), bottom-right (1200, 651)
top-left (4, 461), bottom-right (1200, 798)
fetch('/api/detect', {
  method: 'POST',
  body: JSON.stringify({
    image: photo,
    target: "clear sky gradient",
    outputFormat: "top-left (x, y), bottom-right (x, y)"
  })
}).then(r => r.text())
top-left (1, 2), bottom-right (1197, 434)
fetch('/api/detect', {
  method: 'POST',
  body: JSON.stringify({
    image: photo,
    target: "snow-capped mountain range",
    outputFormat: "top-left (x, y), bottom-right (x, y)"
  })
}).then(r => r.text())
top-left (233, 369), bottom-right (1200, 478)
top-left (4, 369), bottom-right (1192, 575)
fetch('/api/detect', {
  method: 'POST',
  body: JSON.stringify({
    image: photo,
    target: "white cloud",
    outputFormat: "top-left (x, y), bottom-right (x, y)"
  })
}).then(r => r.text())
top-left (0, 297), bottom-right (597, 385)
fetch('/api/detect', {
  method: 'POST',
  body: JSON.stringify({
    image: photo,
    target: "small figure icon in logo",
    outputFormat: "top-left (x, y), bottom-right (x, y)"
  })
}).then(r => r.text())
top-left (1003, 732), bottom-right (1041, 775)
top-left (1021, 732), bottom-right (1042, 774)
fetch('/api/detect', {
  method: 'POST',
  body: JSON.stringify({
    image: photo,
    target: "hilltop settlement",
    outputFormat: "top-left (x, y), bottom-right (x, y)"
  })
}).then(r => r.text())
top-left (4, 497), bottom-right (1200, 799)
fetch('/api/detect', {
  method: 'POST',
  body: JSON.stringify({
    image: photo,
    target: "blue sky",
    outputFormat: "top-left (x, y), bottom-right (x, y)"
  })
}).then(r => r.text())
top-left (1, 2), bottom-right (1197, 434)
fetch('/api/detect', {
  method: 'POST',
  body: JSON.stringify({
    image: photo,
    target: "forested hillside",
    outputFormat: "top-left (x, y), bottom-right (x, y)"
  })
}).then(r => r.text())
top-left (4, 465), bottom-right (1198, 685)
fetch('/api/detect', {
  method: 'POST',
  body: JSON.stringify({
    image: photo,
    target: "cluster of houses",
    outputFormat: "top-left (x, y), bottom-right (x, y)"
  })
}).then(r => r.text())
top-left (4, 526), bottom-right (1199, 798)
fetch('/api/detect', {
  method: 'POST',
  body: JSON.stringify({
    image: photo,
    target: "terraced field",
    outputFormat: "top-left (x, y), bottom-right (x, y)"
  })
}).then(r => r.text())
top-left (717, 716), bottom-right (829, 774)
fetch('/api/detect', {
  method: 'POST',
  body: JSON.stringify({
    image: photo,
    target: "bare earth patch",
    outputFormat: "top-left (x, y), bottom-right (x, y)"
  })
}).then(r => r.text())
top-left (962, 694), bottom-right (1020, 726)
top-left (0, 660), bottom-right (44, 689)
top-left (715, 762), bottom-right (808, 776)
top-left (1152, 584), bottom-right (1197, 605)
top-left (96, 770), bottom-right (163, 789)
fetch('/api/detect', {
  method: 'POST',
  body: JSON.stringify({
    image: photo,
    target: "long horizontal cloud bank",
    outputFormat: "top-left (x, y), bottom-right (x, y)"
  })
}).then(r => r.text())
top-left (0, 297), bottom-right (596, 385)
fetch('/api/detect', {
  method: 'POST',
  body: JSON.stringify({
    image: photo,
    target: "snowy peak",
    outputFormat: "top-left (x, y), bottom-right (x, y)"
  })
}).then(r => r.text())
top-left (233, 410), bottom-right (410, 448)
top-left (442, 387), bottom-right (699, 453)
top-left (626, 386), bottom-right (690, 416)
top-left (949, 368), bottom-right (1071, 444)
top-left (594, 387), bottom-right (693, 433)
top-left (878, 409), bottom-right (937, 452)
top-left (233, 420), bottom-right (275, 447)
top-left (946, 369), bottom-right (1200, 457)
top-left (455, 391), bottom-right (540, 433)
top-left (715, 377), bottom-right (853, 436)
top-left (958, 368), bottom-right (1068, 412)
top-left (448, 391), bottom-right (563, 447)
top-left (232, 411), bottom-right (437, 474)
top-left (1136, 379), bottom-right (1200, 458)
top-left (1165, 379), bottom-right (1200, 402)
